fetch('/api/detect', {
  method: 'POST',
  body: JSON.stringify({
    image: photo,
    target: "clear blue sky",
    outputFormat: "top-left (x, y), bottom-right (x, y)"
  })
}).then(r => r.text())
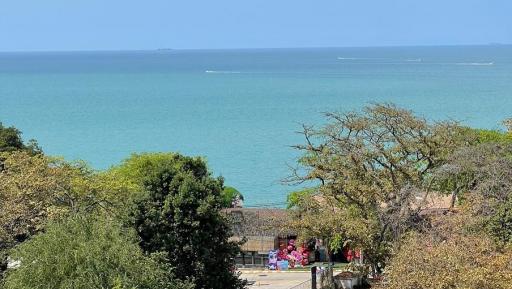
top-left (1, 0), bottom-right (511, 51)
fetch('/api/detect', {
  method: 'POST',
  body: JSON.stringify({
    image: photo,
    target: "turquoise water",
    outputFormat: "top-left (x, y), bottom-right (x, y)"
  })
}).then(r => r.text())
top-left (1, 46), bottom-right (511, 207)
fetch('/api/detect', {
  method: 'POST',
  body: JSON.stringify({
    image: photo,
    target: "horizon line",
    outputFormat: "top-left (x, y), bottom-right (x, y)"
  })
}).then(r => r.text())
top-left (0, 43), bottom-right (510, 54)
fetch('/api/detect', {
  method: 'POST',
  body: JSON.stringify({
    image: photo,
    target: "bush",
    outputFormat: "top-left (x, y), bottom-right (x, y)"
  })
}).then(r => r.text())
top-left (488, 196), bottom-right (512, 245)
top-left (2, 215), bottom-right (191, 289)
top-left (385, 215), bottom-right (512, 289)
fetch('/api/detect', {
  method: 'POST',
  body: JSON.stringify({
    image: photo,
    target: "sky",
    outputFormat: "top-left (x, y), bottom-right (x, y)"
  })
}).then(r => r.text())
top-left (1, 0), bottom-right (511, 51)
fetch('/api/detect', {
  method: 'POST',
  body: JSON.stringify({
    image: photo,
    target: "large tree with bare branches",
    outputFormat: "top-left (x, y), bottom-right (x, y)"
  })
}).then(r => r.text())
top-left (289, 103), bottom-right (463, 273)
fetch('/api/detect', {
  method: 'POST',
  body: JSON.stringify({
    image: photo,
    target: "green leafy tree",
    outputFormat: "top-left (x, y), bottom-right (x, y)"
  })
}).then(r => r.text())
top-left (71, 166), bottom-right (143, 223)
top-left (0, 152), bottom-right (79, 250)
top-left (0, 122), bottom-right (41, 154)
top-left (0, 123), bottom-right (24, 152)
top-left (221, 186), bottom-right (244, 208)
top-left (106, 153), bottom-right (189, 190)
top-left (0, 151), bottom-right (133, 250)
top-left (436, 143), bottom-right (512, 244)
top-left (433, 125), bottom-right (512, 208)
top-left (122, 153), bottom-right (246, 289)
top-left (461, 127), bottom-right (512, 145)
top-left (288, 192), bottom-right (355, 287)
top-left (488, 196), bottom-right (512, 245)
top-left (2, 215), bottom-right (191, 289)
top-left (0, 151), bottom-right (85, 281)
top-left (0, 151), bottom-right (139, 281)
top-left (286, 188), bottom-right (315, 209)
top-left (289, 103), bottom-right (462, 274)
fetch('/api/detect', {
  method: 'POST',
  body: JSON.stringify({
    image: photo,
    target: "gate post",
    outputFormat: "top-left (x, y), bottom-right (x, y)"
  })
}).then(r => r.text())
top-left (311, 266), bottom-right (317, 289)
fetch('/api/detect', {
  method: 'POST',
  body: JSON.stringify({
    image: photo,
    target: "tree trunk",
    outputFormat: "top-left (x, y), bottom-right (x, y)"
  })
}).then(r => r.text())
top-left (0, 252), bottom-right (7, 282)
top-left (450, 188), bottom-right (458, 208)
top-left (325, 245), bottom-right (334, 288)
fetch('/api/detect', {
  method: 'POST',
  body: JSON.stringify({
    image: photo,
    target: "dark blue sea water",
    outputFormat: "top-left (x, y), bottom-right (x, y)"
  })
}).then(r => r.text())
top-left (1, 46), bottom-right (511, 206)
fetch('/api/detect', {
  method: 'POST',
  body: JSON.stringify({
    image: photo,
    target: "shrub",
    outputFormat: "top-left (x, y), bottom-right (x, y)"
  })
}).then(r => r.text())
top-left (385, 215), bottom-right (512, 289)
top-left (2, 215), bottom-right (191, 289)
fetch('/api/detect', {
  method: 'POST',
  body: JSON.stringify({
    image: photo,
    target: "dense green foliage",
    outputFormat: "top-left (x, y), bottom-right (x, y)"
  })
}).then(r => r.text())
top-left (434, 143), bottom-right (512, 239)
top-left (4, 108), bottom-right (511, 289)
top-left (0, 120), bottom-right (248, 289)
top-left (464, 127), bottom-right (512, 144)
top-left (0, 151), bottom-right (137, 251)
top-left (0, 151), bottom-right (79, 250)
top-left (488, 196), bottom-right (512, 245)
top-left (0, 123), bottom-right (40, 154)
top-left (290, 106), bottom-right (512, 286)
top-left (221, 186), bottom-right (244, 208)
top-left (116, 153), bottom-right (246, 289)
top-left (2, 215), bottom-right (191, 289)
top-left (0, 123), bottom-right (24, 152)
top-left (107, 153), bottom-right (188, 190)
top-left (286, 188), bottom-right (315, 209)
top-left (0, 148), bottom-right (146, 285)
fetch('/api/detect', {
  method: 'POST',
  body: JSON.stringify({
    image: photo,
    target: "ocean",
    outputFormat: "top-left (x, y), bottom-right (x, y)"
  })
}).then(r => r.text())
top-left (1, 45), bottom-right (511, 207)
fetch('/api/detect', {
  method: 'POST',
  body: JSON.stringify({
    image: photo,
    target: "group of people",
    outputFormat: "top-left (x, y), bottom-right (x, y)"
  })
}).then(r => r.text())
top-left (268, 239), bottom-right (363, 270)
top-left (268, 239), bottom-right (310, 270)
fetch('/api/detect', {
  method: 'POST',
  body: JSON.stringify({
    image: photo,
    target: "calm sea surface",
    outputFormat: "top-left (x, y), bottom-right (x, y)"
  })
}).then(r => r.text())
top-left (1, 46), bottom-right (511, 206)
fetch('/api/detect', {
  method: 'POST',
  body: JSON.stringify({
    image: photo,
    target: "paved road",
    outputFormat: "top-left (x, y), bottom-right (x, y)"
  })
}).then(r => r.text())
top-left (241, 271), bottom-right (311, 289)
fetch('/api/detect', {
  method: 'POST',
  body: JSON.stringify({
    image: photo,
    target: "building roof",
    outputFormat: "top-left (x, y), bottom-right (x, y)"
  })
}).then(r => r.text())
top-left (223, 208), bottom-right (295, 238)
top-left (224, 193), bottom-right (454, 239)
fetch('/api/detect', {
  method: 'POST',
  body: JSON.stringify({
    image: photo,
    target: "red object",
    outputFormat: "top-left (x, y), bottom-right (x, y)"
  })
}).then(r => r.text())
top-left (301, 251), bottom-right (309, 266)
top-left (277, 249), bottom-right (288, 261)
top-left (346, 250), bottom-right (353, 262)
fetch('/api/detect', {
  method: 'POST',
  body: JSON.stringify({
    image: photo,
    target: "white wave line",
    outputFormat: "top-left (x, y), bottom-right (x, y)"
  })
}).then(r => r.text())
top-left (205, 70), bottom-right (242, 74)
top-left (455, 62), bottom-right (494, 66)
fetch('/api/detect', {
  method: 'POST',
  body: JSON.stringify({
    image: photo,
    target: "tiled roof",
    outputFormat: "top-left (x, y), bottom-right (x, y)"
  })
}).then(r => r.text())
top-left (223, 208), bottom-right (296, 237)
